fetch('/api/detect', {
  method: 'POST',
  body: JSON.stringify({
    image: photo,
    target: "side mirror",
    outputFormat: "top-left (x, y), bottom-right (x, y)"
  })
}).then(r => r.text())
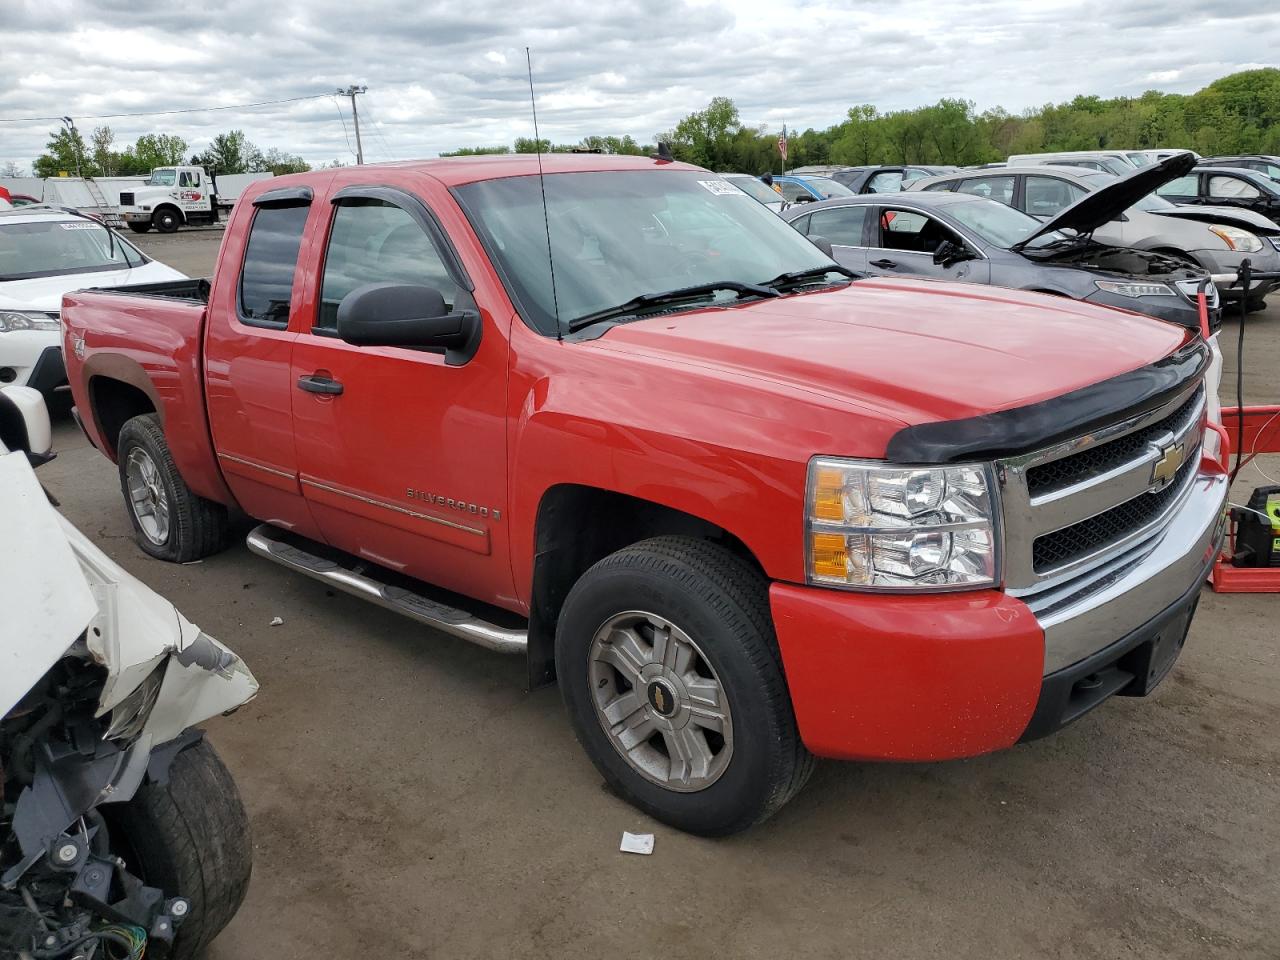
top-left (793, 194), bottom-right (816, 204)
top-left (808, 235), bottom-right (836, 258)
top-left (336, 283), bottom-right (481, 366)
top-left (0, 386), bottom-right (54, 466)
top-left (932, 240), bottom-right (975, 267)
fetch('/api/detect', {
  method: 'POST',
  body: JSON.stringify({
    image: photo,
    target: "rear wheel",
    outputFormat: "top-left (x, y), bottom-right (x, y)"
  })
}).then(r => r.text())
top-left (556, 536), bottom-right (812, 836)
top-left (117, 413), bottom-right (229, 562)
top-left (127, 222), bottom-right (152, 234)
top-left (153, 207), bottom-right (181, 233)
top-left (103, 740), bottom-right (252, 960)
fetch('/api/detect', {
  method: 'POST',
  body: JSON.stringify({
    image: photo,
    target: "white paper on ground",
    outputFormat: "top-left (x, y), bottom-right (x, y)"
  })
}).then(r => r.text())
top-left (620, 832), bottom-right (654, 855)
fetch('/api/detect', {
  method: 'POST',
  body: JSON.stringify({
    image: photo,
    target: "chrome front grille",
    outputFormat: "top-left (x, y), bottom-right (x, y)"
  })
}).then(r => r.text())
top-left (998, 380), bottom-right (1207, 594)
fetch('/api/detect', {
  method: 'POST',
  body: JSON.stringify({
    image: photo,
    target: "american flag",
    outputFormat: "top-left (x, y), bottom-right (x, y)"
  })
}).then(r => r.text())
top-left (777, 124), bottom-right (788, 163)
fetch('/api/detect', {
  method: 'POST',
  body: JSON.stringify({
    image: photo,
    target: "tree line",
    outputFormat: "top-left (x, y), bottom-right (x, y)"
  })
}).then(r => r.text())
top-left (442, 68), bottom-right (1280, 173)
top-left (20, 127), bottom-right (315, 179)
top-left (12, 67), bottom-right (1274, 180)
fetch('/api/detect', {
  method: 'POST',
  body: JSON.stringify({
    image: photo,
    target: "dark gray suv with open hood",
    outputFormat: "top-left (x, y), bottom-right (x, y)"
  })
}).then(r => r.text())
top-left (780, 188), bottom-right (1217, 332)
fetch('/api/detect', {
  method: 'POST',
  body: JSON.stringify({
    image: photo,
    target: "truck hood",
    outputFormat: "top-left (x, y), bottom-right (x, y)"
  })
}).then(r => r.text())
top-left (588, 278), bottom-right (1188, 427)
top-left (0, 260), bottom-right (186, 312)
top-left (1017, 152), bottom-right (1198, 249)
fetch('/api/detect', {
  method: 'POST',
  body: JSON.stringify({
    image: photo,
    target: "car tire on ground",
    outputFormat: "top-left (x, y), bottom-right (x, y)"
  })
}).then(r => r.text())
top-left (102, 739), bottom-right (252, 960)
top-left (153, 207), bottom-right (181, 233)
top-left (556, 535), bottom-right (813, 836)
top-left (126, 222), bottom-right (152, 234)
top-left (117, 413), bottom-right (229, 562)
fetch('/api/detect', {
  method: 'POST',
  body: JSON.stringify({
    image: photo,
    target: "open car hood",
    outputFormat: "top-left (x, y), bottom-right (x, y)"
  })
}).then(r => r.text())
top-left (1148, 204), bottom-right (1280, 235)
top-left (1015, 152), bottom-right (1198, 249)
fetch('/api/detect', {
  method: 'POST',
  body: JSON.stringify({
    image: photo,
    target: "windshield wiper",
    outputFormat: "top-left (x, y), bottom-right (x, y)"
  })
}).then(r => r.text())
top-left (567, 280), bottom-right (779, 332)
top-left (762, 264), bottom-right (859, 290)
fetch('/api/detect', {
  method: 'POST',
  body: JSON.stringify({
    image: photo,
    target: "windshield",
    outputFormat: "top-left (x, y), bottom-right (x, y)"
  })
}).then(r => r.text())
top-left (0, 219), bottom-right (147, 281)
top-left (724, 176), bottom-right (782, 205)
top-left (455, 170), bottom-right (836, 335)
top-left (146, 169), bottom-right (177, 186)
top-left (804, 176), bottom-right (854, 198)
top-left (945, 198), bottom-right (1065, 249)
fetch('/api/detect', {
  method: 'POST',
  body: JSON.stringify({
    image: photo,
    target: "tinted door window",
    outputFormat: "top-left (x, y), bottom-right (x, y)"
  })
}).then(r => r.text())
top-left (778, 180), bottom-right (812, 203)
top-left (955, 176), bottom-right (1015, 205)
top-left (179, 171), bottom-right (199, 187)
top-left (1156, 174), bottom-right (1198, 198)
top-left (1207, 175), bottom-right (1261, 200)
top-left (317, 198), bottom-right (458, 331)
top-left (866, 171), bottom-right (903, 193)
top-left (1024, 176), bottom-right (1086, 217)
top-left (238, 204), bottom-right (309, 328)
top-left (806, 206), bottom-right (868, 246)
top-left (875, 208), bottom-right (965, 253)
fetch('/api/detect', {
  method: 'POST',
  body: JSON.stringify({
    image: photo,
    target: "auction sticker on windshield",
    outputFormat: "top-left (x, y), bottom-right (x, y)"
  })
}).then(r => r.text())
top-left (59, 222), bottom-right (100, 230)
top-left (698, 180), bottom-right (747, 196)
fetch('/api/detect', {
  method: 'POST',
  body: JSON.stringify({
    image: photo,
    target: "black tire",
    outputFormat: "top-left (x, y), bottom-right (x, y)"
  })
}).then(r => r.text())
top-left (153, 207), bottom-right (181, 233)
top-left (117, 413), bottom-right (229, 562)
top-left (127, 222), bottom-right (152, 234)
top-left (556, 536), bottom-right (813, 836)
top-left (104, 740), bottom-right (252, 960)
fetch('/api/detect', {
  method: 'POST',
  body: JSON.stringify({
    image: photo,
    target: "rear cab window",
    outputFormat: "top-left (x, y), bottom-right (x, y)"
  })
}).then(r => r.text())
top-left (238, 204), bottom-right (310, 328)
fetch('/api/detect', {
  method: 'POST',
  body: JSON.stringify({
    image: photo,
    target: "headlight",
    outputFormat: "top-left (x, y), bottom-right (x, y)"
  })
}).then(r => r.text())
top-left (805, 458), bottom-right (999, 590)
top-left (1208, 224), bottom-right (1262, 253)
top-left (0, 311), bottom-right (60, 333)
top-left (104, 662), bottom-right (165, 740)
top-left (1094, 280), bottom-right (1176, 298)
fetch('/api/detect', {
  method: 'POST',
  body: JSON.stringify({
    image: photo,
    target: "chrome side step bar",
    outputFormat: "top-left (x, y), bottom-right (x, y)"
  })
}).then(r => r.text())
top-left (245, 524), bottom-right (527, 654)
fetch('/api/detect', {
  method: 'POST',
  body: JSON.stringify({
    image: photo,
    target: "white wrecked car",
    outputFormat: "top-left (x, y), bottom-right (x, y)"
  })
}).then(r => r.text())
top-left (0, 386), bottom-right (257, 960)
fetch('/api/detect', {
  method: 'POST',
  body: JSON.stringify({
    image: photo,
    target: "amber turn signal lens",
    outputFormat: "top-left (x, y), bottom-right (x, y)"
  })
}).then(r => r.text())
top-left (812, 467), bottom-right (846, 521)
top-left (810, 532), bottom-right (848, 579)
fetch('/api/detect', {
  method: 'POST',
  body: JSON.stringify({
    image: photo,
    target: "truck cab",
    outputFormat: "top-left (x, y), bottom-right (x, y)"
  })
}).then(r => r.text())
top-left (119, 165), bottom-right (218, 234)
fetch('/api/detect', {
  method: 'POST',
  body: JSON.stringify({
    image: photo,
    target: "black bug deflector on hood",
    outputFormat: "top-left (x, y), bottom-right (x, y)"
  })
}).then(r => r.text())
top-left (1013, 152), bottom-right (1199, 251)
top-left (884, 338), bottom-right (1209, 463)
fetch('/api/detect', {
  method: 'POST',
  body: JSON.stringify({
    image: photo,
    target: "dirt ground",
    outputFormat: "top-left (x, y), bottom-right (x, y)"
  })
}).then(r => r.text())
top-left (47, 227), bottom-right (1278, 958)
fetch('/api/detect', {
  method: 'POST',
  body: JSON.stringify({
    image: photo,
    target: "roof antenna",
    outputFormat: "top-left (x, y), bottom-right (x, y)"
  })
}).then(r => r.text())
top-left (526, 47), bottom-right (562, 340)
top-left (652, 141), bottom-right (675, 164)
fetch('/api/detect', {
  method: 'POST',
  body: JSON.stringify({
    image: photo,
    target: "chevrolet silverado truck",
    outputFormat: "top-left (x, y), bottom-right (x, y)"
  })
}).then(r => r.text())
top-left (62, 155), bottom-right (1228, 836)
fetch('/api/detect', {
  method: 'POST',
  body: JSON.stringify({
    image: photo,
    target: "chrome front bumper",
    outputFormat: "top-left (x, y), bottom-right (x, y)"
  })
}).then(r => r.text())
top-left (1024, 468), bottom-right (1227, 674)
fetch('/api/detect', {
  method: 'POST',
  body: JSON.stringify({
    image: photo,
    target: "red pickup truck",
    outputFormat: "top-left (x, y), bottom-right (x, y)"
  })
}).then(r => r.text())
top-left (63, 155), bottom-right (1227, 835)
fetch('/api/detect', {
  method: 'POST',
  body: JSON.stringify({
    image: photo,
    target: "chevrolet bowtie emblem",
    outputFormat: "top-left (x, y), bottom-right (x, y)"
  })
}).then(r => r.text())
top-left (1150, 440), bottom-right (1185, 490)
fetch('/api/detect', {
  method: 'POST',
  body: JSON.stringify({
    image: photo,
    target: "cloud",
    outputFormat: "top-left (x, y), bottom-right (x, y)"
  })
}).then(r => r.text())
top-left (1, 0), bottom-right (1277, 171)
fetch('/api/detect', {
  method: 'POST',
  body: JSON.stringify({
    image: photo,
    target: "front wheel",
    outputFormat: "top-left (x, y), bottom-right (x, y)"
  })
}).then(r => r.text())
top-left (556, 536), bottom-right (812, 836)
top-left (117, 413), bottom-right (229, 562)
top-left (153, 208), bottom-right (181, 233)
top-left (103, 740), bottom-right (252, 960)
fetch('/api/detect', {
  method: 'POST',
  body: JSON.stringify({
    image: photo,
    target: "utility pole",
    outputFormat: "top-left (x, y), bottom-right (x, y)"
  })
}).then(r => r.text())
top-left (60, 116), bottom-right (83, 177)
top-left (337, 85), bottom-right (368, 165)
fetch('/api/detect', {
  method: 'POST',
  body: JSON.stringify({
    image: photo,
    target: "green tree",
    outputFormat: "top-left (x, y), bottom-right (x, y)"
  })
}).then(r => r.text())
top-left (190, 130), bottom-right (261, 175)
top-left (258, 147), bottom-right (310, 175)
top-left (33, 127), bottom-right (89, 178)
top-left (439, 145), bottom-right (512, 156)
top-left (514, 137), bottom-right (551, 153)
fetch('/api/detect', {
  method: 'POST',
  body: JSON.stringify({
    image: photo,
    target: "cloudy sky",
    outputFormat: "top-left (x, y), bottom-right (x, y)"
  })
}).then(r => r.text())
top-left (1, 0), bottom-right (1276, 173)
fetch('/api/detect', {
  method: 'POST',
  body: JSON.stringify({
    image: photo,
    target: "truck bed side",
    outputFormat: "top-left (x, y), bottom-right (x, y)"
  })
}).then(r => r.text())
top-left (62, 285), bottom-right (236, 508)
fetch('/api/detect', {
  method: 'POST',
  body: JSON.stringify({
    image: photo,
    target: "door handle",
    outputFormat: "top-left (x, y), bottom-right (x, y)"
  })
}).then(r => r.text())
top-left (869, 258), bottom-right (898, 269)
top-left (297, 374), bottom-right (343, 396)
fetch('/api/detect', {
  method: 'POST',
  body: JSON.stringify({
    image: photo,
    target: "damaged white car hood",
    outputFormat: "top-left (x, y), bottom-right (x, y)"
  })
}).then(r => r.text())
top-left (0, 450), bottom-right (257, 740)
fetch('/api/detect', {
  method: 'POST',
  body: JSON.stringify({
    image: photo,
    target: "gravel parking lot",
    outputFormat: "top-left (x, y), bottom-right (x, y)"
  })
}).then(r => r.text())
top-left (45, 228), bottom-right (1278, 959)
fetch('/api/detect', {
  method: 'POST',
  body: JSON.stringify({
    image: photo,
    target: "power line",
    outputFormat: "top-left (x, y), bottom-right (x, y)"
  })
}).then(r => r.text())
top-left (0, 93), bottom-right (333, 124)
